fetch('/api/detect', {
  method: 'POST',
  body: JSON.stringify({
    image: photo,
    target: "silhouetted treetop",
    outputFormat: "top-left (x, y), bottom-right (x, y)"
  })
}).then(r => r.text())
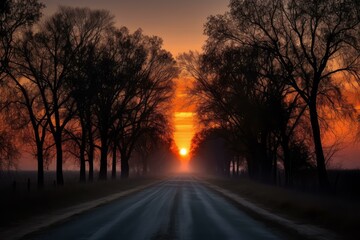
top-left (188, 0), bottom-right (360, 187)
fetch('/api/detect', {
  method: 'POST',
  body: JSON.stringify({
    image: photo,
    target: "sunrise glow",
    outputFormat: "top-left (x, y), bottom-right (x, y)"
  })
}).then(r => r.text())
top-left (179, 148), bottom-right (187, 156)
top-left (173, 77), bottom-right (195, 165)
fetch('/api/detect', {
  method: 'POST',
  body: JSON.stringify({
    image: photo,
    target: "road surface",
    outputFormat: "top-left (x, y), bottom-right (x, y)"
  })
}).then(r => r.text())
top-left (26, 176), bottom-right (287, 240)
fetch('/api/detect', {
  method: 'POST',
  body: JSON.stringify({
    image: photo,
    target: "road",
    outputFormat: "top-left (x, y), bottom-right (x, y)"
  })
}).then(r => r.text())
top-left (27, 176), bottom-right (286, 240)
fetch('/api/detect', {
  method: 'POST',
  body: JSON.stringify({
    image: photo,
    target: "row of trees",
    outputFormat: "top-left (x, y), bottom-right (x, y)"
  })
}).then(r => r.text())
top-left (184, 0), bottom-right (360, 189)
top-left (0, 0), bottom-right (179, 187)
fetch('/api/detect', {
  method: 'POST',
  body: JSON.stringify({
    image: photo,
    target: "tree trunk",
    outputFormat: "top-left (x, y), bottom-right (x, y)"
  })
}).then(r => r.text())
top-left (37, 143), bottom-right (44, 188)
top-left (79, 123), bottom-right (87, 182)
top-left (112, 145), bottom-right (117, 180)
top-left (99, 134), bottom-right (108, 180)
top-left (79, 143), bottom-right (86, 183)
top-left (236, 156), bottom-right (240, 176)
top-left (88, 146), bottom-right (94, 182)
top-left (142, 155), bottom-right (148, 175)
top-left (121, 154), bottom-right (130, 179)
top-left (272, 152), bottom-right (277, 185)
top-left (246, 155), bottom-right (254, 178)
top-left (87, 123), bottom-right (94, 182)
top-left (309, 102), bottom-right (330, 189)
top-left (232, 158), bottom-right (236, 176)
top-left (55, 133), bottom-right (64, 185)
top-left (225, 159), bottom-right (230, 176)
top-left (282, 137), bottom-right (293, 186)
top-left (260, 134), bottom-right (272, 182)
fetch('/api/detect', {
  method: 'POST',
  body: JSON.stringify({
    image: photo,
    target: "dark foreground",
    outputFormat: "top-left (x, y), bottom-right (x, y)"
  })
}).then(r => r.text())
top-left (26, 176), bottom-right (285, 240)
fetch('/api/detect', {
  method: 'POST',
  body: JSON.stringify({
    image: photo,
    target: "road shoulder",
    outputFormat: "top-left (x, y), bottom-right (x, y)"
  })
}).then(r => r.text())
top-left (0, 180), bottom-right (162, 240)
top-left (202, 180), bottom-right (338, 240)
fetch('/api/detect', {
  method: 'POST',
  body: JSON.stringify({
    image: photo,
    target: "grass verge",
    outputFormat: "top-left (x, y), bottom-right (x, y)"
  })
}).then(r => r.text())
top-left (206, 177), bottom-right (360, 240)
top-left (0, 177), bottom-right (161, 230)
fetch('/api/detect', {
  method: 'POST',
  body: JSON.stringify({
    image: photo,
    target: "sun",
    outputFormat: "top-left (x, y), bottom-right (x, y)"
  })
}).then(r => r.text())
top-left (179, 148), bottom-right (187, 156)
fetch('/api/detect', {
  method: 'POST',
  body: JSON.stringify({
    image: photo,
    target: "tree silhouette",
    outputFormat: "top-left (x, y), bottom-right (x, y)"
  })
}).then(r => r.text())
top-left (0, 3), bottom-right (179, 185)
top-left (0, 0), bottom-right (44, 79)
top-left (115, 34), bottom-right (177, 179)
top-left (15, 7), bottom-right (114, 185)
top-left (89, 28), bottom-right (147, 180)
top-left (181, 48), bottom-right (279, 181)
top-left (203, 0), bottom-right (360, 188)
top-left (0, 0), bottom-right (45, 187)
top-left (64, 10), bottom-right (114, 182)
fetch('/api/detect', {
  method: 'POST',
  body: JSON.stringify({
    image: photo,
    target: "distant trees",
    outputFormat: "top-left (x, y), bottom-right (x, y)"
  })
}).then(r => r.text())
top-left (0, 3), bottom-right (178, 186)
top-left (182, 48), bottom-right (310, 183)
top-left (116, 35), bottom-right (178, 178)
top-left (190, 128), bottom-right (233, 176)
top-left (80, 28), bottom-right (178, 180)
top-left (186, 0), bottom-right (360, 189)
top-left (134, 113), bottom-right (174, 175)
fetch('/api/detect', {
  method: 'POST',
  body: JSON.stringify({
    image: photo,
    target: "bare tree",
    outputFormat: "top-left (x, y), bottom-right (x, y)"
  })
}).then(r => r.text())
top-left (203, 0), bottom-right (360, 188)
top-left (117, 35), bottom-right (177, 179)
top-left (0, 0), bottom-right (44, 79)
top-left (64, 10), bottom-right (114, 182)
top-left (2, 76), bottom-right (49, 187)
top-left (132, 111), bottom-right (173, 176)
top-left (88, 27), bottom-right (146, 180)
top-left (89, 29), bottom-right (177, 180)
top-left (0, 0), bottom-right (45, 187)
top-left (16, 7), bottom-right (113, 185)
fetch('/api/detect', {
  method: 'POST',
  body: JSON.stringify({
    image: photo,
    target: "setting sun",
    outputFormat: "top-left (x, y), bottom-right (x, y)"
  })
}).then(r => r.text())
top-left (179, 148), bottom-right (187, 156)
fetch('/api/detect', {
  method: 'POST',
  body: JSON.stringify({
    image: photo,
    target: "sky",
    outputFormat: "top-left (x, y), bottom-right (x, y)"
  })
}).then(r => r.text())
top-left (42, 0), bottom-right (229, 56)
top-left (33, 0), bottom-right (360, 170)
top-left (32, 0), bottom-right (230, 169)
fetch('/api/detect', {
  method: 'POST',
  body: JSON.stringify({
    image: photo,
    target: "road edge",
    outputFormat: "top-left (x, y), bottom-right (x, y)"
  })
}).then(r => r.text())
top-left (202, 180), bottom-right (339, 240)
top-left (0, 180), bottom-right (163, 240)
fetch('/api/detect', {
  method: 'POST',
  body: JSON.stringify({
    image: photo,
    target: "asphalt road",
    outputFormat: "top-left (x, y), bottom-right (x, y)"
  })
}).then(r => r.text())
top-left (27, 176), bottom-right (285, 240)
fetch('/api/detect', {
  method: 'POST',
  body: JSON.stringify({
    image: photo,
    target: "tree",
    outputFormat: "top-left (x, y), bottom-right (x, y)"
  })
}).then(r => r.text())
top-left (64, 10), bottom-right (114, 182)
top-left (0, 0), bottom-right (45, 187)
top-left (0, 0), bottom-right (44, 79)
top-left (190, 128), bottom-right (233, 176)
top-left (87, 27), bottom-right (143, 180)
top-left (180, 48), bottom-right (298, 181)
top-left (133, 112), bottom-right (173, 176)
top-left (16, 7), bottom-right (113, 185)
top-left (203, 0), bottom-right (360, 188)
top-left (2, 76), bottom-right (50, 187)
top-left (89, 29), bottom-right (177, 180)
top-left (116, 35), bottom-right (177, 179)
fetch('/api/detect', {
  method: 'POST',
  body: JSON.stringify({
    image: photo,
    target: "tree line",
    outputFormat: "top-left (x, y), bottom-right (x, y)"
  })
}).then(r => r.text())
top-left (183, 0), bottom-right (360, 189)
top-left (0, 0), bottom-right (179, 187)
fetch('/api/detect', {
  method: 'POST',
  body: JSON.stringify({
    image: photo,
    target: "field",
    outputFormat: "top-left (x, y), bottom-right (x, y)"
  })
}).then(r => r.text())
top-left (0, 171), bottom-right (160, 230)
top-left (207, 172), bottom-right (360, 240)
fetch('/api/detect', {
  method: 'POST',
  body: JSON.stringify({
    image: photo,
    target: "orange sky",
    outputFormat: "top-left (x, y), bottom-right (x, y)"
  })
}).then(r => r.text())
top-left (173, 77), bottom-right (195, 153)
top-left (42, 0), bottom-right (229, 56)
top-left (42, 0), bottom-right (229, 157)
top-left (22, 1), bottom-right (360, 170)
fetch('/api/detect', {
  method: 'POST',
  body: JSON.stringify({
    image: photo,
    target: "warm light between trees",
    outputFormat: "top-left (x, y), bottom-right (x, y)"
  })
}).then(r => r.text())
top-left (179, 148), bottom-right (187, 156)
